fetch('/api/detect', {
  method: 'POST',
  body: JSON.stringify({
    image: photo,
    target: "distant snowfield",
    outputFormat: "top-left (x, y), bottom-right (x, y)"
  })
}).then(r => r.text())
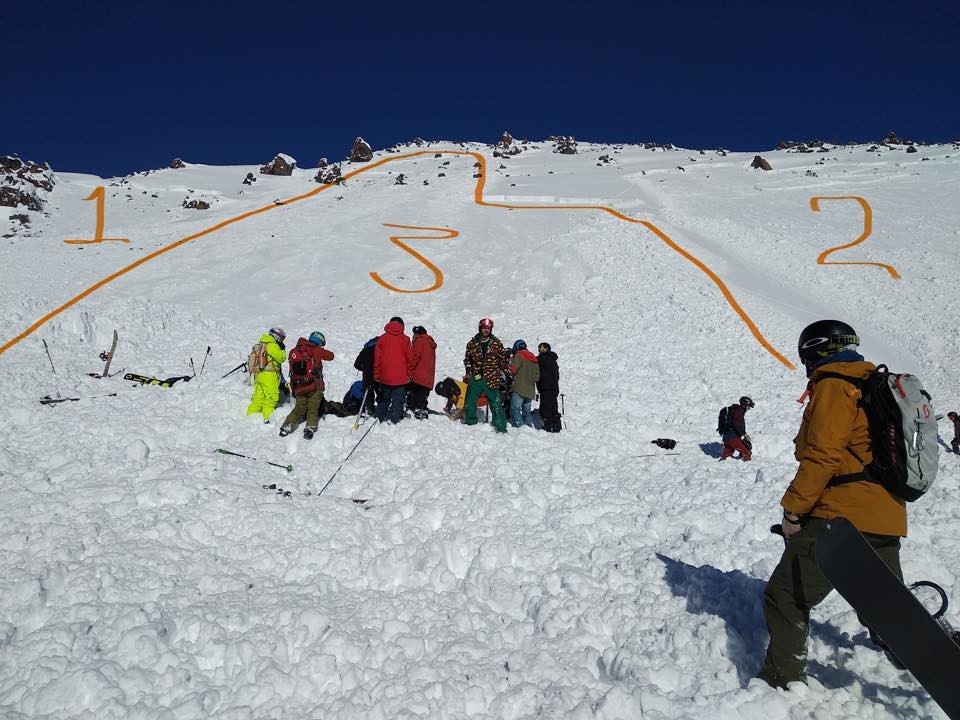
top-left (1, 139), bottom-right (958, 719)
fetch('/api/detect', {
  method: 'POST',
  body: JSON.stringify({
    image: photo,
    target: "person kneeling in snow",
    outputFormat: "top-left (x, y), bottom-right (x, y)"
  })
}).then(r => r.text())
top-left (435, 377), bottom-right (467, 420)
top-left (718, 396), bottom-right (753, 461)
top-left (279, 331), bottom-right (334, 440)
top-left (246, 327), bottom-right (287, 424)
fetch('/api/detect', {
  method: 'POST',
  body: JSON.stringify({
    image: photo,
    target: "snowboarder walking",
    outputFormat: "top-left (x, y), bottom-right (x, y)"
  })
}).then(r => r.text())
top-left (246, 327), bottom-right (287, 423)
top-left (757, 320), bottom-right (906, 689)
top-left (536, 342), bottom-right (561, 432)
top-left (463, 317), bottom-right (509, 433)
top-left (718, 396), bottom-right (754, 460)
top-left (508, 340), bottom-right (539, 427)
top-left (408, 325), bottom-right (437, 420)
top-left (279, 332), bottom-right (334, 439)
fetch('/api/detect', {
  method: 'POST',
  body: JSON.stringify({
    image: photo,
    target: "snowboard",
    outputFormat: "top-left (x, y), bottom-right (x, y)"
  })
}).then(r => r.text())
top-left (124, 373), bottom-right (192, 388)
top-left (816, 517), bottom-right (960, 718)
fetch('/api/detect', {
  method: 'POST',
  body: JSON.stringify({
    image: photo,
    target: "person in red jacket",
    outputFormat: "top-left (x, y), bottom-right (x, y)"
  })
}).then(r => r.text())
top-left (279, 331), bottom-right (335, 439)
top-left (373, 316), bottom-right (413, 423)
top-left (408, 325), bottom-right (437, 420)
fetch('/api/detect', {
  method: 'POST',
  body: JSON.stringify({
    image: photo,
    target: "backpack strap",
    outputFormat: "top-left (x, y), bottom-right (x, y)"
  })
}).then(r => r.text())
top-left (813, 371), bottom-right (887, 491)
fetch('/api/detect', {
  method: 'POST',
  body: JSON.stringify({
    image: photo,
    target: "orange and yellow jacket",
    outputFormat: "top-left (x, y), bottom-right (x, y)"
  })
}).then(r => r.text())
top-left (781, 359), bottom-right (907, 537)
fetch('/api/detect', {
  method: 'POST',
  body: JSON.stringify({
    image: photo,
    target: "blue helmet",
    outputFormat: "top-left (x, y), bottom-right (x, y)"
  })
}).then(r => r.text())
top-left (513, 339), bottom-right (527, 352)
top-left (309, 331), bottom-right (326, 347)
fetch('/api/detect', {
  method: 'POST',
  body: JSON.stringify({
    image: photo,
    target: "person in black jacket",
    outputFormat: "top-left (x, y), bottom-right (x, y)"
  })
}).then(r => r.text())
top-left (948, 411), bottom-right (960, 454)
top-left (353, 336), bottom-right (380, 416)
top-left (536, 342), bottom-right (561, 432)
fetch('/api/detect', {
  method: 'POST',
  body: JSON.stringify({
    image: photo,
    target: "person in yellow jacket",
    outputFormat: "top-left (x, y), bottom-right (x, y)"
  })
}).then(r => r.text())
top-left (757, 320), bottom-right (907, 688)
top-left (246, 327), bottom-right (287, 423)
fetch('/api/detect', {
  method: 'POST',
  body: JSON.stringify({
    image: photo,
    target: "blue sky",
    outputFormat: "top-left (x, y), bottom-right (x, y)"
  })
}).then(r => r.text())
top-left (6, 0), bottom-right (958, 177)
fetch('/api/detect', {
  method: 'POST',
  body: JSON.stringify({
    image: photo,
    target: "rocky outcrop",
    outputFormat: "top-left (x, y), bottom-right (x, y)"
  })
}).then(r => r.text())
top-left (348, 137), bottom-right (374, 162)
top-left (260, 154), bottom-right (297, 176)
top-left (169, 158), bottom-right (186, 169)
top-left (552, 136), bottom-right (578, 154)
top-left (1, 155), bottom-right (55, 212)
top-left (182, 195), bottom-right (214, 210)
top-left (751, 155), bottom-right (773, 171)
top-left (242, 172), bottom-right (257, 185)
top-left (314, 162), bottom-right (342, 185)
top-left (493, 131), bottom-right (523, 158)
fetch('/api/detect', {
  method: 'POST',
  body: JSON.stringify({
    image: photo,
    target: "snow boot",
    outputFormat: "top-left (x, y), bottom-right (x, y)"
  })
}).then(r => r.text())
top-left (279, 425), bottom-right (293, 437)
top-left (303, 427), bottom-right (315, 440)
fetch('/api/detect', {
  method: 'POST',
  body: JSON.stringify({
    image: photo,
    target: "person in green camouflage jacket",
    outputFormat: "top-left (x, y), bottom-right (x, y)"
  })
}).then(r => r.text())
top-left (463, 317), bottom-right (509, 433)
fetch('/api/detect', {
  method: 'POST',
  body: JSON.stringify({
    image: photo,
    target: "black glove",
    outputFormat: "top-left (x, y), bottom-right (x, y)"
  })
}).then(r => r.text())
top-left (652, 438), bottom-right (677, 450)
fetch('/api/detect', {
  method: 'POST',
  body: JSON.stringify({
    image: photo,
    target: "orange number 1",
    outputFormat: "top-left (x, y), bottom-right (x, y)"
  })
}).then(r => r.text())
top-left (64, 187), bottom-right (130, 245)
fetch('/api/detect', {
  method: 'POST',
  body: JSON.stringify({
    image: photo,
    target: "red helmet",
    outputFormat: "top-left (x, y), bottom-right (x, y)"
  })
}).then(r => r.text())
top-left (478, 317), bottom-right (494, 330)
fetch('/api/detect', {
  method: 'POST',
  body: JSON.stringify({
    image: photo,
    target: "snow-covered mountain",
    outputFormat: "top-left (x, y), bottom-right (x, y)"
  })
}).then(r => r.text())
top-left (1, 137), bottom-right (958, 719)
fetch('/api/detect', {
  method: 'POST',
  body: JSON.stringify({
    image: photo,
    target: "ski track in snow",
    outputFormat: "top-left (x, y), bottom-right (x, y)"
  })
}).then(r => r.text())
top-left (0, 141), bottom-right (958, 719)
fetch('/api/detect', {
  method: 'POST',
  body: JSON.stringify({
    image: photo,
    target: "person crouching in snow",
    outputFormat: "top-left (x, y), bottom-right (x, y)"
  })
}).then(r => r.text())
top-left (435, 377), bottom-right (467, 420)
top-left (279, 331), bottom-right (334, 439)
top-left (246, 327), bottom-right (287, 424)
top-left (508, 339), bottom-right (539, 427)
top-left (408, 325), bottom-right (437, 420)
top-left (719, 396), bottom-right (754, 460)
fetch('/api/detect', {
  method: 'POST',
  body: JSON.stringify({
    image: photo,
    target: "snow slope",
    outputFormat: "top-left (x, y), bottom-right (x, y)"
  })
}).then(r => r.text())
top-left (1, 138), bottom-right (958, 719)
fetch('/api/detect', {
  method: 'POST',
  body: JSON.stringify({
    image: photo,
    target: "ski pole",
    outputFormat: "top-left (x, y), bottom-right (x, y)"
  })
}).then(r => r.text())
top-left (630, 453), bottom-right (681, 458)
top-left (189, 358), bottom-right (196, 377)
top-left (352, 386), bottom-right (370, 430)
top-left (200, 346), bottom-right (211, 375)
top-left (560, 393), bottom-right (566, 429)
top-left (214, 448), bottom-right (292, 472)
top-left (318, 420), bottom-right (376, 497)
top-left (221, 362), bottom-right (247, 379)
top-left (42, 338), bottom-right (62, 399)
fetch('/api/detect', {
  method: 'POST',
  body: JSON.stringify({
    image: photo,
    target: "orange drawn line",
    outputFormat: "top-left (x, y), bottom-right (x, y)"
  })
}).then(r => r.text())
top-left (370, 223), bottom-right (458, 294)
top-left (1, 149), bottom-right (793, 370)
top-left (810, 196), bottom-right (899, 279)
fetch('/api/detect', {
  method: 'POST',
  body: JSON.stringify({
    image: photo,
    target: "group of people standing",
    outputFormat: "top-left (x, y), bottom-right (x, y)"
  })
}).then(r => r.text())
top-left (245, 317), bottom-right (561, 437)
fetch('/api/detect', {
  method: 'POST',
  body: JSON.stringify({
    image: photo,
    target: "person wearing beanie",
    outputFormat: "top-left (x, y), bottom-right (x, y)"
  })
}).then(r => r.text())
top-left (536, 342), bottom-right (561, 432)
top-left (508, 339), bottom-right (539, 428)
top-left (408, 325), bottom-right (437, 420)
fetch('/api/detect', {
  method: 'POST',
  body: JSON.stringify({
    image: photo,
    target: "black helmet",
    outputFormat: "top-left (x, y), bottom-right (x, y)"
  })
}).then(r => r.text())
top-left (798, 320), bottom-right (859, 374)
top-left (739, 396), bottom-right (755, 408)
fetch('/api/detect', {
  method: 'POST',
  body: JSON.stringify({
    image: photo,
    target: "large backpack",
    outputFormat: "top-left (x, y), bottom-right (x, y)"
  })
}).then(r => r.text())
top-left (247, 342), bottom-right (270, 382)
top-left (820, 365), bottom-right (939, 501)
top-left (717, 405), bottom-right (732, 435)
top-left (288, 344), bottom-right (317, 391)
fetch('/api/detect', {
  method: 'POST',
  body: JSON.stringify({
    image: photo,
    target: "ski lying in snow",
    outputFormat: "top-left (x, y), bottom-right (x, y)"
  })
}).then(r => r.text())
top-left (124, 373), bottom-right (192, 387)
top-left (40, 393), bottom-right (119, 405)
top-left (88, 330), bottom-right (119, 378)
top-left (816, 517), bottom-right (960, 718)
top-left (262, 483), bottom-right (371, 504)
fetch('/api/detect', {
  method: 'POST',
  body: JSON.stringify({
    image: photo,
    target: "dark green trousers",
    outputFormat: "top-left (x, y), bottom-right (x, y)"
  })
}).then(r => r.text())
top-left (462, 377), bottom-right (507, 433)
top-left (280, 389), bottom-right (324, 432)
top-left (757, 517), bottom-right (902, 688)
